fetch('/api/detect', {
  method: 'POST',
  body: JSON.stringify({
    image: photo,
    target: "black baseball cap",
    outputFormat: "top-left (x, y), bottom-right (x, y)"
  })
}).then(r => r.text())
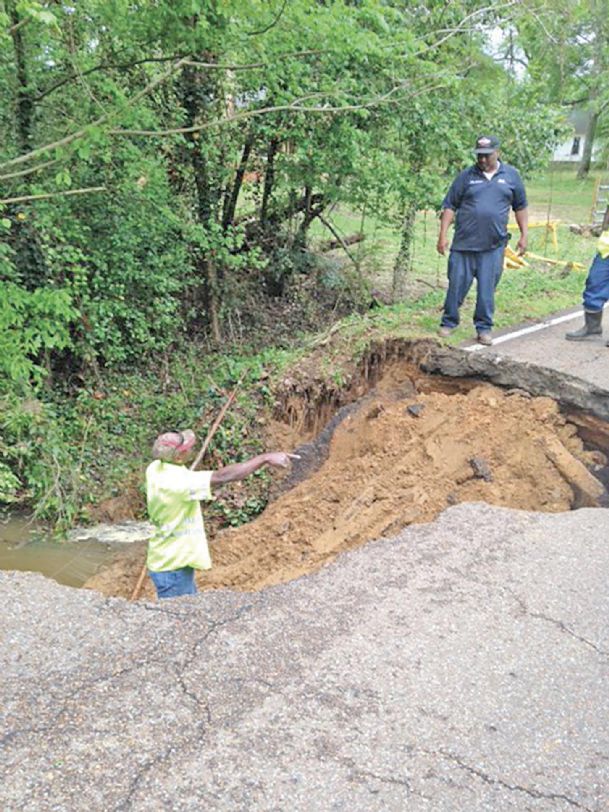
top-left (474, 135), bottom-right (500, 154)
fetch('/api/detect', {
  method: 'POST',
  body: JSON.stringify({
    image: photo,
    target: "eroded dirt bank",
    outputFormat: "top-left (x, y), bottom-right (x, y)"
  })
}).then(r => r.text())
top-left (85, 357), bottom-right (606, 600)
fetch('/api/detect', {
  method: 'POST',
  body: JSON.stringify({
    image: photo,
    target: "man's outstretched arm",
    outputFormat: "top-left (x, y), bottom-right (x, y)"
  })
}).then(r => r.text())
top-left (210, 452), bottom-right (299, 487)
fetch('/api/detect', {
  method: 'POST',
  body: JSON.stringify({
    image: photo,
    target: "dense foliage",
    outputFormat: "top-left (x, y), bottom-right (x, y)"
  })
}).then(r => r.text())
top-left (511, 0), bottom-right (609, 176)
top-left (0, 0), bottom-right (569, 520)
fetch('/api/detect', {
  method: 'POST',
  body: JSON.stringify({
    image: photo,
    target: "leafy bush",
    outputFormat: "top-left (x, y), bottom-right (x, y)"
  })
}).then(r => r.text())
top-left (0, 281), bottom-right (76, 386)
top-left (0, 462), bottom-right (21, 503)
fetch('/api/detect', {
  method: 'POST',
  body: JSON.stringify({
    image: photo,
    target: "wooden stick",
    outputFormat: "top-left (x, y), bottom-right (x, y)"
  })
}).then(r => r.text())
top-left (189, 375), bottom-right (244, 472)
top-left (129, 562), bottom-right (149, 603)
top-left (129, 374), bottom-right (245, 601)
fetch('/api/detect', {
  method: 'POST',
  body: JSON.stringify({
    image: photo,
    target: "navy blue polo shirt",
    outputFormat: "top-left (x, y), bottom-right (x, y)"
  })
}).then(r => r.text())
top-left (442, 162), bottom-right (527, 252)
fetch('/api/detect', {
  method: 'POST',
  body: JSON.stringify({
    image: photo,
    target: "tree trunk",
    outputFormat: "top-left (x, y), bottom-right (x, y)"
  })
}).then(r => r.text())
top-left (577, 109), bottom-right (599, 180)
top-left (7, 0), bottom-right (50, 291)
top-left (181, 61), bottom-right (222, 338)
top-left (294, 185), bottom-right (313, 248)
top-left (205, 257), bottom-right (222, 343)
top-left (392, 201), bottom-right (417, 301)
top-left (8, 1), bottom-right (33, 153)
top-left (222, 132), bottom-right (255, 230)
top-left (260, 137), bottom-right (279, 228)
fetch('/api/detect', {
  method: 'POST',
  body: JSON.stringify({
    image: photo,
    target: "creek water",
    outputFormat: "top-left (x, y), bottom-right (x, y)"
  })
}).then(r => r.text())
top-left (0, 515), bottom-right (120, 588)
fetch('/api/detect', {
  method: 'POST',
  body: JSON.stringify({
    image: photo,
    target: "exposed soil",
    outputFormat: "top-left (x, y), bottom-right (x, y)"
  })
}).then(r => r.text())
top-left (85, 358), bottom-right (606, 601)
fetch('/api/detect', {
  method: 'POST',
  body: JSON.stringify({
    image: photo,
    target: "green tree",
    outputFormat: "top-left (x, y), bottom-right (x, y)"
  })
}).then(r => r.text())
top-left (515, 0), bottom-right (609, 178)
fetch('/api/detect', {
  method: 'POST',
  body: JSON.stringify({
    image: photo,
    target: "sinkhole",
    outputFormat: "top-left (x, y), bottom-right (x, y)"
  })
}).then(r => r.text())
top-left (83, 339), bottom-right (609, 601)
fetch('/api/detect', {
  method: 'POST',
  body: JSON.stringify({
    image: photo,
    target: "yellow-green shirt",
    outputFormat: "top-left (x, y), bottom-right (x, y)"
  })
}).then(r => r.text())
top-left (597, 229), bottom-right (609, 259)
top-left (146, 460), bottom-right (213, 572)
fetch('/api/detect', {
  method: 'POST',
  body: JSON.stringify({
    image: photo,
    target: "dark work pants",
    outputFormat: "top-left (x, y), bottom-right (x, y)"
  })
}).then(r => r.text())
top-left (582, 253), bottom-right (609, 311)
top-left (440, 246), bottom-right (505, 333)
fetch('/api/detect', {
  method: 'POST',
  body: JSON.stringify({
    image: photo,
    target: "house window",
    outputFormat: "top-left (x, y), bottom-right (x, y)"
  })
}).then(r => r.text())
top-left (571, 136), bottom-right (581, 156)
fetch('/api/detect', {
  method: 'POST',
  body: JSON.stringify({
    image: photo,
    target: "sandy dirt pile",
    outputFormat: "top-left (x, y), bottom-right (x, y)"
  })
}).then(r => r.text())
top-left (85, 364), bottom-right (605, 600)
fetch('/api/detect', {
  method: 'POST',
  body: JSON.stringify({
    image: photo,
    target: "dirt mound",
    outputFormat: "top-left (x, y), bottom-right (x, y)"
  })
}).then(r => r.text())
top-left (85, 362), bottom-right (605, 601)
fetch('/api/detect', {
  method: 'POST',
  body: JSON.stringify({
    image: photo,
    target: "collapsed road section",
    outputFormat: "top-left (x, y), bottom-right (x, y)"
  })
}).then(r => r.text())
top-left (84, 340), bottom-right (609, 601)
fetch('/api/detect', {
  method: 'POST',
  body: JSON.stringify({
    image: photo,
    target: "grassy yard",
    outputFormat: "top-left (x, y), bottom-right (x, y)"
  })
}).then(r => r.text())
top-left (309, 166), bottom-right (607, 342)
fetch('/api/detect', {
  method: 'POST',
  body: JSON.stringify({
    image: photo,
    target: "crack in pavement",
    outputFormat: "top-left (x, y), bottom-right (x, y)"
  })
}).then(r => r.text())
top-left (140, 605), bottom-right (259, 739)
top-left (226, 676), bottom-right (274, 689)
top-left (436, 749), bottom-right (593, 810)
top-left (0, 721), bottom-right (56, 753)
top-left (526, 610), bottom-right (609, 659)
top-left (334, 754), bottom-right (434, 802)
top-left (1, 657), bottom-right (169, 752)
top-left (112, 743), bottom-right (176, 812)
top-left (3, 604), bottom-right (258, 776)
top-left (173, 603), bottom-right (258, 684)
top-left (174, 666), bottom-right (213, 725)
top-left (0, 602), bottom-right (264, 810)
top-left (141, 602), bottom-right (197, 620)
top-left (506, 588), bottom-right (609, 659)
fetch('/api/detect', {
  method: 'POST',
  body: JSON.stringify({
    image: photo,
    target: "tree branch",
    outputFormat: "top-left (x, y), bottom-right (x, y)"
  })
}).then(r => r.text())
top-left (246, 0), bottom-right (289, 36)
top-left (6, 15), bottom-right (29, 36)
top-left (0, 56), bottom-right (189, 171)
top-left (110, 80), bottom-right (449, 137)
top-left (414, 1), bottom-right (520, 55)
top-left (0, 159), bottom-right (59, 183)
top-left (0, 186), bottom-right (106, 205)
top-left (183, 50), bottom-right (321, 71)
top-left (34, 54), bottom-right (189, 102)
top-left (318, 214), bottom-right (359, 263)
top-left (34, 50), bottom-right (322, 102)
top-left (222, 131), bottom-right (255, 230)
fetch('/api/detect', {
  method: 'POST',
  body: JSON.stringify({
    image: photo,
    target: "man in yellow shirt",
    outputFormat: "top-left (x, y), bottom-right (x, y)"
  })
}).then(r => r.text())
top-left (566, 205), bottom-right (609, 342)
top-left (146, 429), bottom-right (297, 599)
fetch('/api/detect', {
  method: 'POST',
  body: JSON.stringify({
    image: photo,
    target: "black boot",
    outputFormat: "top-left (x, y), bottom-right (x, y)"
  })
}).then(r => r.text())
top-left (565, 310), bottom-right (603, 341)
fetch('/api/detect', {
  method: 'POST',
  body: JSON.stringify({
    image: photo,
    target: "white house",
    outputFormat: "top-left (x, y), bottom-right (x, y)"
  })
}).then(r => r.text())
top-left (552, 109), bottom-right (602, 163)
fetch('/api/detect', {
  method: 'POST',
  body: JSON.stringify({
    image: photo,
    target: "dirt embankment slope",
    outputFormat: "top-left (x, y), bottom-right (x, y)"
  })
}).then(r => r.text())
top-left (85, 360), bottom-right (604, 601)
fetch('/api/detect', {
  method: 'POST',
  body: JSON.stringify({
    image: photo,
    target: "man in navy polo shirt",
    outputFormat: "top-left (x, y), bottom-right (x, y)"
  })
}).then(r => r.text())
top-left (437, 135), bottom-right (528, 345)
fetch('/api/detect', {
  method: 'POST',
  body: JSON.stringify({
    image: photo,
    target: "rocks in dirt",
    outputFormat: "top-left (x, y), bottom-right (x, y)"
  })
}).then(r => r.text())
top-left (469, 456), bottom-right (493, 482)
top-left (406, 403), bottom-right (425, 417)
top-left (541, 435), bottom-right (605, 508)
top-left (366, 403), bottom-right (385, 420)
top-left (567, 410), bottom-right (609, 455)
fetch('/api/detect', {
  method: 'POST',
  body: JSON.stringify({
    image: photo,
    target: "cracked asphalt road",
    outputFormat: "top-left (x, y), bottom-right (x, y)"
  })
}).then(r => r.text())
top-left (465, 307), bottom-right (609, 391)
top-left (1, 502), bottom-right (608, 810)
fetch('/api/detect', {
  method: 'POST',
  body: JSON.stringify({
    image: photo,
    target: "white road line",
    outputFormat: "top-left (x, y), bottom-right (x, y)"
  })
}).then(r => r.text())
top-left (464, 310), bottom-right (585, 352)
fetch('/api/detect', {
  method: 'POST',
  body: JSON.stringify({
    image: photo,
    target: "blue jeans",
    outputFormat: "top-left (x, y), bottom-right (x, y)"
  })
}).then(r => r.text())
top-left (582, 253), bottom-right (609, 311)
top-left (149, 566), bottom-right (197, 599)
top-left (440, 246), bottom-right (505, 333)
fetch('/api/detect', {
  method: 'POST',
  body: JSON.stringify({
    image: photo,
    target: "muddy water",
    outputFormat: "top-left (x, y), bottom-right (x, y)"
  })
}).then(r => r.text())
top-left (0, 515), bottom-right (120, 588)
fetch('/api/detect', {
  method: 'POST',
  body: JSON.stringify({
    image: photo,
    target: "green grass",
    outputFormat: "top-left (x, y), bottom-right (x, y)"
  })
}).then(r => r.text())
top-left (310, 166), bottom-right (605, 335)
top-left (525, 166), bottom-right (602, 223)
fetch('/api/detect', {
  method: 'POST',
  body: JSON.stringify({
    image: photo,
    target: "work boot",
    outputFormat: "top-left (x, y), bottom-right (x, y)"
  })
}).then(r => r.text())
top-left (477, 332), bottom-right (493, 346)
top-left (565, 310), bottom-right (603, 341)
